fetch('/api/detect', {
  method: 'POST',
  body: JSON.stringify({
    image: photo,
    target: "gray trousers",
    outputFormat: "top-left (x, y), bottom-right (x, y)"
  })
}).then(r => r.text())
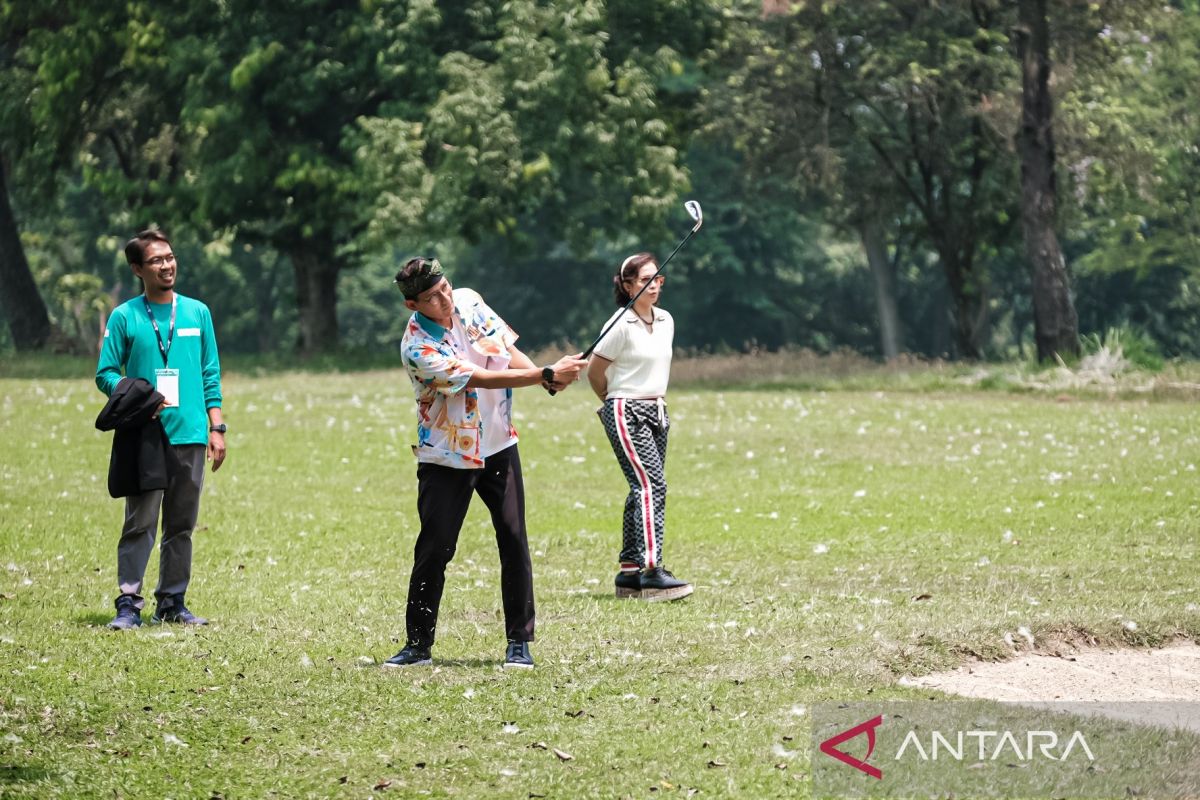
top-left (117, 444), bottom-right (206, 608)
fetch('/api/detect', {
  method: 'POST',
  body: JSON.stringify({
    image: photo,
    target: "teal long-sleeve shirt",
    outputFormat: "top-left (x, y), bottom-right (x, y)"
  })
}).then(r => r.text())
top-left (96, 294), bottom-right (222, 446)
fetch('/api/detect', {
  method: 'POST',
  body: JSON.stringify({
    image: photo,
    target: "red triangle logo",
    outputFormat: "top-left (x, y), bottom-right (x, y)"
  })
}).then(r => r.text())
top-left (819, 714), bottom-right (884, 779)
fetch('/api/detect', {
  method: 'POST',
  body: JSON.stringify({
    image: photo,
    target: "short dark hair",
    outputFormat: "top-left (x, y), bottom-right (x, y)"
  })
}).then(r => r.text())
top-left (613, 252), bottom-right (658, 306)
top-left (124, 229), bottom-right (172, 267)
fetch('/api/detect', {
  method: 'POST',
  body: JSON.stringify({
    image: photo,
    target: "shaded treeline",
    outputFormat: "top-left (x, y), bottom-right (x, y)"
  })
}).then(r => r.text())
top-left (2, 0), bottom-right (1197, 361)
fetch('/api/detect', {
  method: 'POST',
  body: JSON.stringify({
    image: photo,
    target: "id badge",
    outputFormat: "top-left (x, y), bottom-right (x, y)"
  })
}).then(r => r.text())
top-left (155, 368), bottom-right (180, 407)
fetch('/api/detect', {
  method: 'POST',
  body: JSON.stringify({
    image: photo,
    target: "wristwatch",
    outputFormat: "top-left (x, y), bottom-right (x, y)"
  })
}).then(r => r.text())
top-left (209, 423), bottom-right (228, 434)
top-left (541, 366), bottom-right (555, 383)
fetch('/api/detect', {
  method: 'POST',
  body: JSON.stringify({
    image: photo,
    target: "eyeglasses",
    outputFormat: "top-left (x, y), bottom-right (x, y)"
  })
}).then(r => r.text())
top-left (144, 254), bottom-right (177, 268)
top-left (626, 275), bottom-right (663, 287)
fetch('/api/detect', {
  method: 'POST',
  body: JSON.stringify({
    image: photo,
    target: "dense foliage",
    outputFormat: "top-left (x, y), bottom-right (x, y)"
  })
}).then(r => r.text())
top-left (1, 0), bottom-right (1196, 360)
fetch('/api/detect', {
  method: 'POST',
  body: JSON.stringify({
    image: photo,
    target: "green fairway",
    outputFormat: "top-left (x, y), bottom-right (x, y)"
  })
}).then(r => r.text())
top-left (1, 371), bottom-right (1197, 798)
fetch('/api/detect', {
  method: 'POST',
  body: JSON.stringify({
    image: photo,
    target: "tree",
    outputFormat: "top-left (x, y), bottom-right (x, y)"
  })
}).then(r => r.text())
top-left (0, 0), bottom-right (184, 351)
top-left (360, 0), bottom-right (698, 339)
top-left (707, 1), bottom-right (1022, 359)
top-left (0, 159), bottom-right (50, 349)
top-left (1014, 0), bottom-right (1079, 362)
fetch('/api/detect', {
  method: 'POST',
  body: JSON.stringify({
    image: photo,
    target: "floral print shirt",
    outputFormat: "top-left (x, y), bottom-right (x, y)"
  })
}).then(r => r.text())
top-left (401, 288), bottom-right (519, 468)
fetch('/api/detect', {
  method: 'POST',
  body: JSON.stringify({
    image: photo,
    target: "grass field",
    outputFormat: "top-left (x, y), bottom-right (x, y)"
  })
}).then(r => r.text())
top-left (1, 364), bottom-right (1198, 798)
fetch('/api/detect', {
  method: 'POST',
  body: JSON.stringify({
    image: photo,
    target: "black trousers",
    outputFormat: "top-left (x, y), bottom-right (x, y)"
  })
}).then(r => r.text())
top-left (406, 444), bottom-right (535, 647)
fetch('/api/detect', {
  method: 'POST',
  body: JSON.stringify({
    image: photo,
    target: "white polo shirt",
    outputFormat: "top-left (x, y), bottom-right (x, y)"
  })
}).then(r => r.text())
top-left (592, 307), bottom-right (674, 399)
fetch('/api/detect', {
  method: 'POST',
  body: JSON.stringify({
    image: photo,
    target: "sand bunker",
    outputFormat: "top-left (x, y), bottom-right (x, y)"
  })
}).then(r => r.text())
top-left (900, 641), bottom-right (1200, 733)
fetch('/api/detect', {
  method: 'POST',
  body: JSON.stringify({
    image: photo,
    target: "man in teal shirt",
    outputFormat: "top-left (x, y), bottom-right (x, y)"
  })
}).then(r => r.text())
top-left (95, 229), bottom-right (226, 629)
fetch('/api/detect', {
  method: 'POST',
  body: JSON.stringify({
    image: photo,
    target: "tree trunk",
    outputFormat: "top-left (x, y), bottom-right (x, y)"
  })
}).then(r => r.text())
top-left (0, 158), bottom-right (52, 350)
top-left (289, 247), bottom-right (341, 354)
top-left (858, 220), bottom-right (902, 360)
top-left (1016, 0), bottom-right (1079, 362)
top-left (255, 258), bottom-right (281, 353)
top-left (938, 245), bottom-right (986, 360)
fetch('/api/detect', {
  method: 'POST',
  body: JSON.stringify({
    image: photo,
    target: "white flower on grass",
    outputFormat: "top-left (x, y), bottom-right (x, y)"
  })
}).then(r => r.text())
top-left (745, 451), bottom-right (755, 459)
top-left (163, 733), bottom-right (188, 747)
top-left (502, 723), bottom-right (520, 734)
top-left (300, 653), bottom-right (313, 668)
top-left (853, 489), bottom-right (866, 498)
top-left (812, 543), bottom-right (829, 555)
top-left (573, 501), bottom-right (586, 509)
top-left (976, 556), bottom-right (991, 567)
top-left (1046, 472), bottom-right (1064, 484)
top-left (1002, 530), bottom-right (1014, 543)
top-left (1124, 620), bottom-right (1139, 632)
top-left (463, 688), bottom-right (476, 699)
top-left (789, 705), bottom-right (807, 717)
top-left (499, 768), bottom-right (517, 777)
top-left (623, 693), bottom-right (639, 700)
top-left (773, 743), bottom-right (798, 759)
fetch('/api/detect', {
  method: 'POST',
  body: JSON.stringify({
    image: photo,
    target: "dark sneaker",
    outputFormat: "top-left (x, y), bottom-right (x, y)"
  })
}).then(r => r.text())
top-left (503, 640), bottom-right (534, 670)
top-left (382, 644), bottom-right (432, 668)
top-left (639, 567), bottom-right (693, 602)
top-left (615, 570), bottom-right (642, 599)
top-left (107, 596), bottom-right (142, 630)
top-left (151, 595), bottom-right (209, 625)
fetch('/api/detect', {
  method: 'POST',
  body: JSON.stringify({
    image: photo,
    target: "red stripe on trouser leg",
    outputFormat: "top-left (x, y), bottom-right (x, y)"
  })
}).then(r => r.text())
top-left (614, 398), bottom-right (657, 567)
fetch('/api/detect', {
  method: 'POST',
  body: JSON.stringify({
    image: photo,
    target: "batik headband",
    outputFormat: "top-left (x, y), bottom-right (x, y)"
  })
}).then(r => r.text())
top-left (395, 257), bottom-right (445, 299)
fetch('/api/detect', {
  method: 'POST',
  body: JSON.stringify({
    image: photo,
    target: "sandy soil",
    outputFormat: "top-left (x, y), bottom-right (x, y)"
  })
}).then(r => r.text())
top-left (900, 641), bottom-right (1200, 733)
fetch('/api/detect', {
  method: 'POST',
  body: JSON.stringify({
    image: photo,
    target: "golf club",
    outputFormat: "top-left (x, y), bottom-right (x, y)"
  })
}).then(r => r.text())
top-left (548, 200), bottom-right (703, 396)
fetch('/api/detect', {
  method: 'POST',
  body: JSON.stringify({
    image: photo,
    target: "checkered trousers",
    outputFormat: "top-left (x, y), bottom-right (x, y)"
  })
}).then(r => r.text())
top-left (598, 398), bottom-right (670, 569)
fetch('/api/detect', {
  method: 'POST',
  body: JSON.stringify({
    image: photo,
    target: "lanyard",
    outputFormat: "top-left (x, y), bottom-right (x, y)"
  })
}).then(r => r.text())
top-left (143, 294), bottom-right (177, 367)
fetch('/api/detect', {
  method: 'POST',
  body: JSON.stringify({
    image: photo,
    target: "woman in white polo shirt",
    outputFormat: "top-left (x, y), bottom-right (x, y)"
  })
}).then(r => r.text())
top-left (587, 253), bottom-right (693, 602)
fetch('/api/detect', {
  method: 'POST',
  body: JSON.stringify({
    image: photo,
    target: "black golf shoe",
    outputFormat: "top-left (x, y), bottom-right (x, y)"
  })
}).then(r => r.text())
top-left (615, 570), bottom-right (642, 599)
top-left (503, 640), bottom-right (534, 670)
top-left (639, 567), bottom-right (693, 602)
top-left (107, 596), bottom-right (142, 630)
top-left (151, 595), bottom-right (208, 625)
top-left (383, 644), bottom-right (433, 668)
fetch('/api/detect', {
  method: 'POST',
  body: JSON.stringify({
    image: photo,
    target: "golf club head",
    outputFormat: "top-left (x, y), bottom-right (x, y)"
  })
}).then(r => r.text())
top-left (685, 200), bottom-right (703, 232)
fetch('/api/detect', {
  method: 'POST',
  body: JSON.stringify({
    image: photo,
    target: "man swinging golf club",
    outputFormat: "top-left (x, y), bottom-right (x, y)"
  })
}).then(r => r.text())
top-left (384, 257), bottom-right (587, 669)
